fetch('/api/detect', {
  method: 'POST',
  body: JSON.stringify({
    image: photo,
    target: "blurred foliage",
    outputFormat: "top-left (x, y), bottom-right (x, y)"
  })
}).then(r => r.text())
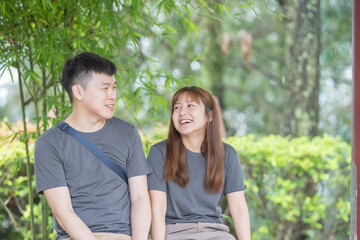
top-left (142, 0), bottom-right (351, 140)
top-left (0, 0), bottom-right (352, 139)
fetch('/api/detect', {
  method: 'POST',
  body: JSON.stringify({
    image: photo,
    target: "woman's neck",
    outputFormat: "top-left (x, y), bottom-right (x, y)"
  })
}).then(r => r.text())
top-left (181, 134), bottom-right (204, 153)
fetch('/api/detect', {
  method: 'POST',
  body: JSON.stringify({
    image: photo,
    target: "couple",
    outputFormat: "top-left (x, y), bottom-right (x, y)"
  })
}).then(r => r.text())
top-left (35, 52), bottom-right (251, 240)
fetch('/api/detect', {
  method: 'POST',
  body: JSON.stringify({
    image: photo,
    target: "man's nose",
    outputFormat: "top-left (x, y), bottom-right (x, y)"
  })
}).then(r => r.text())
top-left (108, 88), bottom-right (116, 99)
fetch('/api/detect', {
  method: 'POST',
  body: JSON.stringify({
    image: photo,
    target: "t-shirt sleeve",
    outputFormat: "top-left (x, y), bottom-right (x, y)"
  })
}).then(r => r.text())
top-left (147, 145), bottom-right (167, 192)
top-left (126, 125), bottom-right (152, 178)
top-left (34, 138), bottom-right (67, 194)
top-left (223, 144), bottom-right (247, 195)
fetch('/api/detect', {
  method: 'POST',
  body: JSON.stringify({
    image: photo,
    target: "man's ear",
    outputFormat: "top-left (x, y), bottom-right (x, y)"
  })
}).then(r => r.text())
top-left (72, 85), bottom-right (84, 101)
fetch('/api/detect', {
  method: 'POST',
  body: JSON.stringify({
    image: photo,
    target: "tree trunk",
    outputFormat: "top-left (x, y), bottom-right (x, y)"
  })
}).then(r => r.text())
top-left (202, 0), bottom-right (227, 136)
top-left (202, 1), bottom-right (225, 109)
top-left (283, 0), bottom-right (321, 138)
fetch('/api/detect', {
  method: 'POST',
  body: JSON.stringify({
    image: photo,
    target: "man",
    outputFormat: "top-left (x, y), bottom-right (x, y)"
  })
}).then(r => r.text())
top-left (35, 52), bottom-right (151, 240)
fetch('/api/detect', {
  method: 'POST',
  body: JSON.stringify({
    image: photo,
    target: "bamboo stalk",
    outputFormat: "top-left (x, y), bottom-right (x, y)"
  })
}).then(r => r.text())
top-left (41, 67), bottom-right (49, 240)
top-left (16, 60), bottom-right (36, 240)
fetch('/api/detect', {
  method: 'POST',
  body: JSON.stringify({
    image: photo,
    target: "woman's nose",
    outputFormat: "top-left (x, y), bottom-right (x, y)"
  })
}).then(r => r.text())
top-left (179, 107), bottom-right (187, 115)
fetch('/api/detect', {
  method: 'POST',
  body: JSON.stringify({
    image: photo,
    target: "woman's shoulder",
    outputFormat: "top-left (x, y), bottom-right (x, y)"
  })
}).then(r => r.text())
top-left (150, 140), bottom-right (167, 154)
top-left (152, 139), bottom-right (166, 148)
top-left (223, 142), bottom-right (240, 164)
top-left (224, 142), bottom-right (237, 154)
top-left (147, 140), bottom-right (167, 165)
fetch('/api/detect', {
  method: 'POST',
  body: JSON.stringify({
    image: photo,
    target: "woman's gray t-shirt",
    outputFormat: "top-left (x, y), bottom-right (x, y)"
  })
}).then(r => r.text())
top-left (35, 117), bottom-right (151, 239)
top-left (147, 140), bottom-right (246, 224)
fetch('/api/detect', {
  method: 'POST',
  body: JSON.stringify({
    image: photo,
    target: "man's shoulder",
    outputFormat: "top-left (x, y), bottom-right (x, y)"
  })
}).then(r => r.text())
top-left (109, 117), bottom-right (134, 129)
top-left (36, 123), bottom-right (64, 144)
top-left (107, 117), bottom-right (141, 142)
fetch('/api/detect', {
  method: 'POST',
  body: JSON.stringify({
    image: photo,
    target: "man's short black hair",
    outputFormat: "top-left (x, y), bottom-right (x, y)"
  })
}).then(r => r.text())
top-left (61, 52), bottom-right (117, 103)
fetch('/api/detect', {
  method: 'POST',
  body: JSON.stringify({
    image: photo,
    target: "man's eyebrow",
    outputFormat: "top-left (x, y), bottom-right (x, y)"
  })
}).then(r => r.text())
top-left (100, 80), bottom-right (117, 86)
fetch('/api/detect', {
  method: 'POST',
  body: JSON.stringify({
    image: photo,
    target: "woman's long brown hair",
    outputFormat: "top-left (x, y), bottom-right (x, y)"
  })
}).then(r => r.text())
top-left (164, 86), bottom-right (225, 193)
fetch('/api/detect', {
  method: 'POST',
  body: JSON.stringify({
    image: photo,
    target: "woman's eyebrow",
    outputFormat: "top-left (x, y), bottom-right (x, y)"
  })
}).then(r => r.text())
top-left (174, 100), bottom-right (197, 105)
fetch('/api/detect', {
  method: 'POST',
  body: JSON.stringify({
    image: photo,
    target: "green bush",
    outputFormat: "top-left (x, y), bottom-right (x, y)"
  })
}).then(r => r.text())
top-left (225, 134), bottom-right (351, 240)
top-left (0, 139), bottom-right (54, 240)
top-left (1, 141), bottom-right (31, 239)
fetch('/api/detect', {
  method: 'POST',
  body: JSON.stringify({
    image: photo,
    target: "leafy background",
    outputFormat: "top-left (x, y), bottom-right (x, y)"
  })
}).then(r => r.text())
top-left (0, 0), bottom-right (352, 239)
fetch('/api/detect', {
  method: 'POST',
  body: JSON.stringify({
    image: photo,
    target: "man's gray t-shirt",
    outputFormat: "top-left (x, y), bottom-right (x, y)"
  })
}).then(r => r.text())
top-left (147, 140), bottom-right (246, 224)
top-left (35, 117), bottom-right (151, 240)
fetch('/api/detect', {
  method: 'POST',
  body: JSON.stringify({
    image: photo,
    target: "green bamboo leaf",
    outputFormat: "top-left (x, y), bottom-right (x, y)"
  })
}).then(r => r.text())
top-left (133, 87), bottom-right (141, 98)
top-left (164, 25), bottom-right (177, 34)
top-left (165, 77), bottom-right (171, 89)
top-left (239, 2), bottom-right (253, 8)
top-left (197, 13), bottom-right (223, 22)
top-left (30, 71), bottom-right (43, 88)
top-left (136, 103), bottom-right (141, 115)
top-left (38, 18), bottom-right (49, 26)
top-left (184, 18), bottom-right (199, 37)
top-left (134, 32), bottom-right (142, 38)
top-left (249, 6), bottom-right (260, 18)
top-left (1, 1), bottom-right (5, 16)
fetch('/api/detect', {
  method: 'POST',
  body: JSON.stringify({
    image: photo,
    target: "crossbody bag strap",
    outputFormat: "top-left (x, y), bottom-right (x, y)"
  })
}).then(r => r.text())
top-left (56, 122), bottom-right (128, 184)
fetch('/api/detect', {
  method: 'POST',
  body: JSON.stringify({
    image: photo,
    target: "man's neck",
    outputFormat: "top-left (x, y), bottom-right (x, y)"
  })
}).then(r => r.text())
top-left (65, 112), bottom-right (107, 133)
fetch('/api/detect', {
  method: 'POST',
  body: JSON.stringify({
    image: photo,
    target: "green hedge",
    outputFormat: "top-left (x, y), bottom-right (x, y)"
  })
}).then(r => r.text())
top-left (225, 134), bottom-right (350, 240)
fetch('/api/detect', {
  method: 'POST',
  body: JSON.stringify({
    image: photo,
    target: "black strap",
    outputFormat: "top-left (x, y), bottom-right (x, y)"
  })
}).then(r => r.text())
top-left (56, 122), bottom-right (128, 184)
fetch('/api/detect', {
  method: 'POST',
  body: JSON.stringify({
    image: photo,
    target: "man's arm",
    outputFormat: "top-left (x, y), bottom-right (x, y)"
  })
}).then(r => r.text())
top-left (227, 191), bottom-right (251, 240)
top-left (43, 187), bottom-right (97, 240)
top-left (149, 190), bottom-right (166, 240)
top-left (128, 175), bottom-right (151, 240)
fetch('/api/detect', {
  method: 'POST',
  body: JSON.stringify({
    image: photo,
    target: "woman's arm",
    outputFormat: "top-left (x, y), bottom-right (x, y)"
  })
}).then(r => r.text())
top-left (227, 191), bottom-right (251, 240)
top-left (149, 190), bottom-right (167, 240)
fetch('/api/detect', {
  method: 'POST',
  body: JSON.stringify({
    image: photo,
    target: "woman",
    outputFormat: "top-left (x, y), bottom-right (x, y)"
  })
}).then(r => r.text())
top-left (147, 86), bottom-right (251, 240)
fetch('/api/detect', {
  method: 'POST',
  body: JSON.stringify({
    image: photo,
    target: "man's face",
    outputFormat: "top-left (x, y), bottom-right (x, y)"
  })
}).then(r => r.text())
top-left (80, 72), bottom-right (117, 120)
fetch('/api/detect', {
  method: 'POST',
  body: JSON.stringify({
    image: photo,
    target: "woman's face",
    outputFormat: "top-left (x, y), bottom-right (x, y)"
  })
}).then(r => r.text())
top-left (172, 93), bottom-right (209, 138)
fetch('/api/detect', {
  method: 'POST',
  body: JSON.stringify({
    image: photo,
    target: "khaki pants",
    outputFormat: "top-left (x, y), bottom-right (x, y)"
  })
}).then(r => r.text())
top-left (165, 222), bottom-right (236, 240)
top-left (63, 232), bottom-right (131, 240)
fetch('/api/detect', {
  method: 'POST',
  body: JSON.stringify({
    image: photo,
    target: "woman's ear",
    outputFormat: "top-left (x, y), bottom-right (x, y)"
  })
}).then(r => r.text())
top-left (72, 85), bottom-right (84, 101)
top-left (207, 108), bottom-right (213, 122)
